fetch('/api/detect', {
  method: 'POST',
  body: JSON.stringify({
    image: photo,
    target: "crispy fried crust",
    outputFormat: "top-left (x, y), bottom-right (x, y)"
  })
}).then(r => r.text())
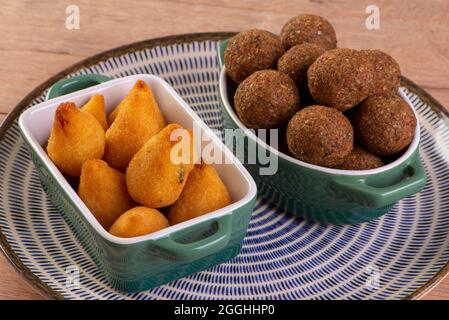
top-left (286, 105), bottom-right (353, 167)
top-left (353, 94), bottom-right (416, 156)
top-left (280, 14), bottom-right (337, 50)
top-left (104, 80), bottom-right (166, 171)
top-left (334, 145), bottom-right (384, 170)
top-left (307, 48), bottom-right (375, 112)
top-left (278, 43), bottom-right (326, 91)
top-left (78, 159), bottom-right (135, 230)
top-left (167, 163), bottom-right (231, 225)
top-left (81, 94), bottom-right (108, 130)
top-left (47, 102), bottom-right (105, 176)
top-left (109, 207), bottom-right (169, 238)
top-left (224, 29), bottom-right (285, 83)
top-left (360, 49), bottom-right (401, 95)
top-left (234, 70), bottom-right (300, 128)
top-left (126, 124), bottom-right (196, 208)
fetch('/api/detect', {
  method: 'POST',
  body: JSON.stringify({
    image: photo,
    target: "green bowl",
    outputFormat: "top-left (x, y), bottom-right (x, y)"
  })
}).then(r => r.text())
top-left (19, 74), bottom-right (257, 292)
top-left (217, 39), bottom-right (426, 225)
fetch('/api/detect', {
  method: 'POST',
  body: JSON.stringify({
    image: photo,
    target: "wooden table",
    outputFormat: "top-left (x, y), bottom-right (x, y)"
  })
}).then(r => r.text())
top-left (1, 0), bottom-right (448, 300)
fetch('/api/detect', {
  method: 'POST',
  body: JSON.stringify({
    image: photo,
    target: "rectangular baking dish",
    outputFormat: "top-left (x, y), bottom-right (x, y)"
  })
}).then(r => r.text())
top-left (18, 74), bottom-right (257, 292)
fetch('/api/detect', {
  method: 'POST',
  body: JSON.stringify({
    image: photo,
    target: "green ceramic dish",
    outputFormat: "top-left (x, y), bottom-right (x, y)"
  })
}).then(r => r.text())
top-left (18, 74), bottom-right (257, 292)
top-left (217, 39), bottom-right (426, 225)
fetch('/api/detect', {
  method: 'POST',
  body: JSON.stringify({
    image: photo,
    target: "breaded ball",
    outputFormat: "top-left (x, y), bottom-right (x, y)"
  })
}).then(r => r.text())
top-left (105, 80), bottom-right (166, 171)
top-left (278, 43), bottom-right (326, 91)
top-left (126, 124), bottom-right (196, 208)
top-left (307, 48), bottom-right (375, 111)
top-left (286, 105), bottom-right (353, 167)
top-left (109, 207), bottom-right (169, 238)
top-left (353, 94), bottom-right (416, 156)
top-left (81, 94), bottom-right (108, 131)
top-left (167, 163), bottom-right (232, 225)
top-left (361, 49), bottom-right (401, 95)
top-left (224, 29), bottom-right (285, 83)
top-left (335, 145), bottom-right (384, 170)
top-left (47, 102), bottom-right (105, 177)
top-left (234, 70), bottom-right (300, 128)
top-left (78, 159), bottom-right (135, 230)
top-left (280, 14), bottom-right (337, 50)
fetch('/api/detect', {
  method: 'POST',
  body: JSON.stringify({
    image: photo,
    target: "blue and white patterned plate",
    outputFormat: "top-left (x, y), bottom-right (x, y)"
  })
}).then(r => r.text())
top-left (1, 33), bottom-right (449, 300)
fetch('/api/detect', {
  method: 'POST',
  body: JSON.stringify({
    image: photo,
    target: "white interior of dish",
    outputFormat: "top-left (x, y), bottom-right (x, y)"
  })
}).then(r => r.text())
top-left (219, 67), bottom-right (420, 176)
top-left (19, 74), bottom-right (257, 245)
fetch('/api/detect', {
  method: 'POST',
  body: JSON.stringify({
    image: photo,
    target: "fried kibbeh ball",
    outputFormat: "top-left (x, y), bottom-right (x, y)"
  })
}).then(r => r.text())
top-left (234, 70), bottom-right (300, 128)
top-left (334, 145), bottom-right (384, 170)
top-left (81, 94), bottom-right (108, 131)
top-left (361, 49), bottom-right (401, 95)
top-left (167, 163), bottom-right (231, 225)
top-left (353, 94), bottom-right (416, 156)
top-left (109, 207), bottom-right (169, 238)
top-left (78, 159), bottom-right (135, 230)
top-left (224, 29), bottom-right (285, 83)
top-left (307, 48), bottom-right (375, 111)
top-left (47, 102), bottom-right (105, 177)
top-left (126, 124), bottom-right (196, 208)
top-left (280, 14), bottom-right (337, 50)
top-left (286, 105), bottom-right (354, 167)
top-left (105, 80), bottom-right (166, 171)
top-left (277, 43), bottom-right (326, 91)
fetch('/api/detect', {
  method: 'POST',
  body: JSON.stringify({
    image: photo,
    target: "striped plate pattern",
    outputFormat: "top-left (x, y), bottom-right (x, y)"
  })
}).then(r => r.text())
top-left (1, 39), bottom-right (449, 299)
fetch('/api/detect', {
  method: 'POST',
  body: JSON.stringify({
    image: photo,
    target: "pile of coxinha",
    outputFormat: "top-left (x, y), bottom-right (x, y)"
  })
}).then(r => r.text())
top-left (46, 80), bottom-right (231, 238)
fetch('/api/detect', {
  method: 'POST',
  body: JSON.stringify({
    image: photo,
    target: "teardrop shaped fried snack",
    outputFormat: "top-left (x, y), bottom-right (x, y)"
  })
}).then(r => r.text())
top-left (104, 80), bottom-right (166, 170)
top-left (107, 103), bottom-right (121, 126)
top-left (47, 102), bottom-right (105, 177)
top-left (167, 163), bottom-right (231, 225)
top-left (109, 207), bottom-right (169, 238)
top-left (78, 159), bottom-right (135, 230)
top-left (126, 123), bottom-right (196, 208)
top-left (81, 94), bottom-right (108, 130)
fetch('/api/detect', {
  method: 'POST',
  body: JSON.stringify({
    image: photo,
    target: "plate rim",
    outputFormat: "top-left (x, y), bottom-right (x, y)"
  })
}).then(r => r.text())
top-left (0, 31), bottom-right (448, 300)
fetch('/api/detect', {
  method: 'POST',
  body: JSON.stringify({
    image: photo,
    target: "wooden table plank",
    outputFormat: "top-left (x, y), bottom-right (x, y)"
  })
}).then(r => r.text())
top-left (0, 0), bottom-right (448, 300)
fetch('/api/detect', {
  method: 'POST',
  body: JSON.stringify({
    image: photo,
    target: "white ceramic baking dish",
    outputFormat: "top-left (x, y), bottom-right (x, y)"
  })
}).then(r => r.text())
top-left (18, 74), bottom-right (257, 292)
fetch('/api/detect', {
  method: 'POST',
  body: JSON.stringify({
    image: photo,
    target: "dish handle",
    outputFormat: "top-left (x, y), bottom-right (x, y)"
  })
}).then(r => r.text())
top-left (46, 74), bottom-right (112, 100)
top-left (334, 151), bottom-right (427, 208)
top-left (155, 214), bottom-right (232, 261)
top-left (217, 39), bottom-right (230, 69)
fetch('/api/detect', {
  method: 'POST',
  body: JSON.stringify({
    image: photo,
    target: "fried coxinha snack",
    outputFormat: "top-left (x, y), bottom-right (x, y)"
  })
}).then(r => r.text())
top-left (81, 94), bottom-right (108, 131)
top-left (126, 123), bottom-right (196, 208)
top-left (78, 159), bottom-right (135, 230)
top-left (105, 80), bottom-right (166, 171)
top-left (168, 163), bottom-right (232, 225)
top-left (109, 207), bottom-right (169, 238)
top-left (47, 102), bottom-right (105, 177)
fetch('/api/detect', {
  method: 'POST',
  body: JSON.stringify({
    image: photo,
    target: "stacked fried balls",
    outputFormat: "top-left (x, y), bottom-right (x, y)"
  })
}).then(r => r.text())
top-left (224, 14), bottom-right (416, 170)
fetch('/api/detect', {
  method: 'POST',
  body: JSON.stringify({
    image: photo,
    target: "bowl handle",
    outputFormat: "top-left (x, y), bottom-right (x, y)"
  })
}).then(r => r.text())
top-left (46, 74), bottom-right (112, 100)
top-left (334, 152), bottom-right (427, 208)
top-left (217, 39), bottom-right (230, 69)
top-left (155, 214), bottom-right (232, 261)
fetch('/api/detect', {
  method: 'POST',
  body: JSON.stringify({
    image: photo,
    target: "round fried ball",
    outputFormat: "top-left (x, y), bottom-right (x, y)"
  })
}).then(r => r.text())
top-left (353, 94), bottom-right (416, 156)
top-left (307, 48), bottom-right (375, 111)
top-left (335, 145), bottom-right (384, 170)
top-left (234, 70), bottom-right (300, 128)
top-left (280, 14), bottom-right (337, 50)
top-left (224, 29), bottom-right (285, 83)
top-left (109, 207), bottom-right (169, 238)
top-left (361, 49), bottom-right (401, 95)
top-left (286, 105), bottom-right (354, 167)
top-left (277, 43), bottom-right (326, 91)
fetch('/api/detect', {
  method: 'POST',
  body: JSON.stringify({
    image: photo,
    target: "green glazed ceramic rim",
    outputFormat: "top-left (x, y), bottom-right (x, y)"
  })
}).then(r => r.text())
top-left (0, 32), bottom-right (448, 300)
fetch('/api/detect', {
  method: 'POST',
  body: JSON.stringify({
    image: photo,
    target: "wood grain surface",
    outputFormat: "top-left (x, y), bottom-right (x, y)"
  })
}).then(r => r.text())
top-left (0, 0), bottom-right (448, 300)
